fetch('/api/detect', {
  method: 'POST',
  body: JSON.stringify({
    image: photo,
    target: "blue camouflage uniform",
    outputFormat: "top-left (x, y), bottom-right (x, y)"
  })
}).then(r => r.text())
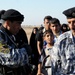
top-left (51, 30), bottom-right (75, 75)
top-left (0, 25), bottom-right (29, 68)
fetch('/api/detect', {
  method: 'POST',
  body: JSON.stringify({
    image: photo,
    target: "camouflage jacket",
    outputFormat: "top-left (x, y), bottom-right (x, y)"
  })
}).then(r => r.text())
top-left (0, 26), bottom-right (28, 68)
top-left (51, 30), bottom-right (75, 75)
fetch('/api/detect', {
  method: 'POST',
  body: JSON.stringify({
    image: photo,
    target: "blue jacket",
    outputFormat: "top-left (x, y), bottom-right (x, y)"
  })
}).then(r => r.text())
top-left (0, 25), bottom-right (28, 68)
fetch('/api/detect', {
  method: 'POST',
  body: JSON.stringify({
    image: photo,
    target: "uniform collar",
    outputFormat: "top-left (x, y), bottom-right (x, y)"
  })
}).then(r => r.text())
top-left (69, 30), bottom-right (73, 39)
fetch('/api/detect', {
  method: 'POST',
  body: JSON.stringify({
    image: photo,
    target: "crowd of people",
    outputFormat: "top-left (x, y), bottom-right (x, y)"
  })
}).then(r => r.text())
top-left (0, 7), bottom-right (75, 75)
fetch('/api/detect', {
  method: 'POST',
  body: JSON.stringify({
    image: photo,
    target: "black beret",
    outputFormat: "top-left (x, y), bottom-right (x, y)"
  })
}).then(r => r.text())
top-left (63, 7), bottom-right (75, 19)
top-left (0, 10), bottom-right (6, 19)
top-left (1, 9), bottom-right (24, 21)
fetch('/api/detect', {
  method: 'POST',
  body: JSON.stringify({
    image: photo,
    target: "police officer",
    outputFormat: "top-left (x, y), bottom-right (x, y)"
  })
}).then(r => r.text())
top-left (0, 9), bottom-right (29, 75)
top-left (51, 7), bottom-right (75, 75)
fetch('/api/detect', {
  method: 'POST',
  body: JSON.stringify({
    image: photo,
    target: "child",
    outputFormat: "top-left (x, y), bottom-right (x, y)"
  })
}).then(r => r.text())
top-left (37, 29), bottom-right (54, 75)
top-left (50, 18), bottom-right (62, 42)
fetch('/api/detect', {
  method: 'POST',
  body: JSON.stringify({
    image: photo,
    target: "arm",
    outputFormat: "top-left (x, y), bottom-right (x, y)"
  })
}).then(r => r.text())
top-left (37, 55), bottom-right (44, 75)
top-left (37, 41), bottom-right (42, 55)
top-left (51, 43), bottom-right (61, 75)
top-left (37, 63), bottom-right (42, 75)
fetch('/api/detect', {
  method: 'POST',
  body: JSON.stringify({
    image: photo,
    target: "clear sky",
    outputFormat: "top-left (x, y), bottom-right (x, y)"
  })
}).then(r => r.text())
top-left (0, 0), bottom-right (75, 26)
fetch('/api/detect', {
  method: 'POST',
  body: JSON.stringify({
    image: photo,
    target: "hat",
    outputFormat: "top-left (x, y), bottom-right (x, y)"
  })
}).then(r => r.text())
top-left (63, 7), bottom-right (75, 19)
top-left (0, 10), bottom-right (6, 19)
top-left (1, 9), bottom-right (24, 21)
